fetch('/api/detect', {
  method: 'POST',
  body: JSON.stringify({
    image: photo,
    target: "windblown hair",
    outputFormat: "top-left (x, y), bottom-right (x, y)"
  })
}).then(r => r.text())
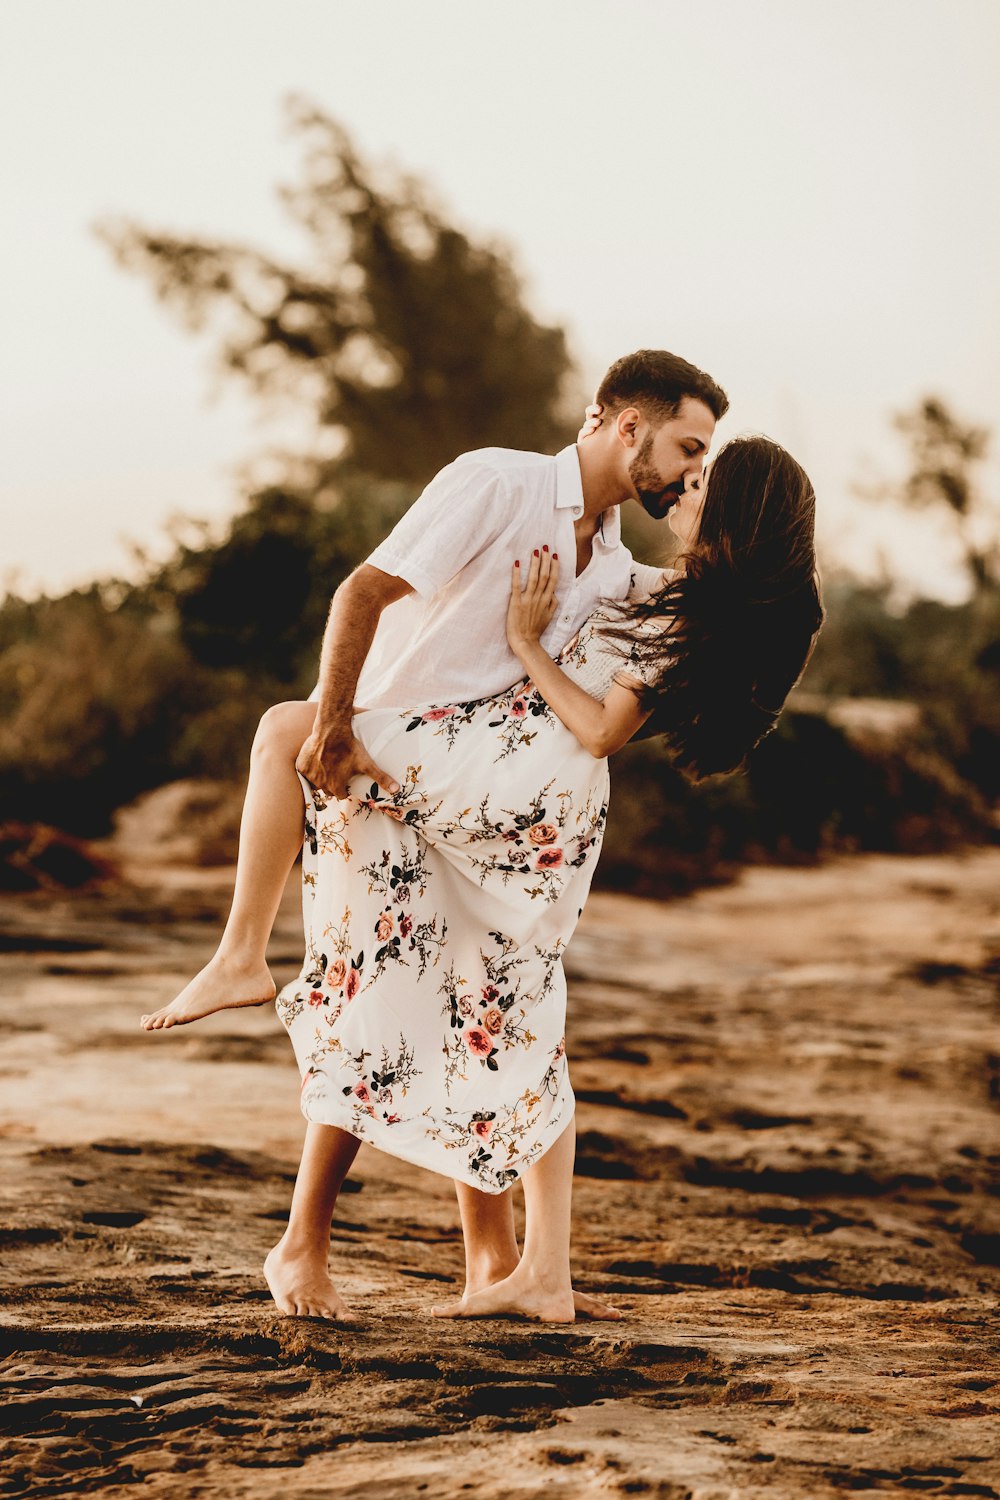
top-left (601, 434), bottom-right (824, 781)
top-left (596, 349), bottom-right (730, 426)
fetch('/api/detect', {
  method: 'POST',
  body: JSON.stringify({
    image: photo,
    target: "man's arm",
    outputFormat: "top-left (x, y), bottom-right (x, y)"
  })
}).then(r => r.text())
top-left (298, 455), bottom-right (512, 796)
top-left (295, 564), bottom-right (413, 797)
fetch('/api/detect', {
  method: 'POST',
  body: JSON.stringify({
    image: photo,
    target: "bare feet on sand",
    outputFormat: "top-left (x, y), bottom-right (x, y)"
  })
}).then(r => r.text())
top-left (432, 1268), bottom-right (576, 1323)
top-left (139, 954), bottom-right (276, 1031)
top-left (263, 1242), bottom-right (358, 1322)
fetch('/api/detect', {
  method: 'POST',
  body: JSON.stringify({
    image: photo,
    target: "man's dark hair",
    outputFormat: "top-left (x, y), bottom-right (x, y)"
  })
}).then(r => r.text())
top-left (595, 349), bottom-right (729, 425)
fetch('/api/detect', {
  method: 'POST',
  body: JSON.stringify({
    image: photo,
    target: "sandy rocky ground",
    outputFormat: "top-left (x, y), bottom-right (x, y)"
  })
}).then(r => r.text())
top-left (1, 843), bottom-right (998, 1499)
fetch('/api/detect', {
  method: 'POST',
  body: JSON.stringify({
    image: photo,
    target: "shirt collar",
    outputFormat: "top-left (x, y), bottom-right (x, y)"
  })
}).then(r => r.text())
top-left (554, 444), bottom-right (622, 550)
top-left (554, 445), bottom-right (585, 516)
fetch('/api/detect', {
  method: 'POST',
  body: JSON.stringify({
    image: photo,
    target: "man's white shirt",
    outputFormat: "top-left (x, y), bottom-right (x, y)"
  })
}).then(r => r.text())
top-left (319, 444), bottom-right (666, 712)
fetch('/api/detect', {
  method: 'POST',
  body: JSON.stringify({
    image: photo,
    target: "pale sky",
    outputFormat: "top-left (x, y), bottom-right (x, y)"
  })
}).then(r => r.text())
top-left (2, 0), bottom-right (999, 602)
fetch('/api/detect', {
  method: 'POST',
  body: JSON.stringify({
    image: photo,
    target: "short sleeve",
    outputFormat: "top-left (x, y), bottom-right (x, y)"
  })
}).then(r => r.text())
top-left (365, 456), bottom-right (511, 600)
top-left (627, 562), bottom-right (668, 601)
top-left (613, 620), bottom-right (666, 688)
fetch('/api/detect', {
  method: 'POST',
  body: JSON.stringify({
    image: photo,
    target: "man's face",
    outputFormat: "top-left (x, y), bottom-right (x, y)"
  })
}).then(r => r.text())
top-left (627, 397), bottom-right (716, 521)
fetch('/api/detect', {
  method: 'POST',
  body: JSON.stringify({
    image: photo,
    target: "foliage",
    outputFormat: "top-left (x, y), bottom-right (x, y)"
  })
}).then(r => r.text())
top-left (597, 701), bottom-right (992, 896)
top-left (137, 478), bottom-right (414, 686)
top-left (806, 573), bottom-right (1000, 800)
top-left (871, 396), bottom-right (998, 592)
top-left (93, 99), bottom-right (579, 495)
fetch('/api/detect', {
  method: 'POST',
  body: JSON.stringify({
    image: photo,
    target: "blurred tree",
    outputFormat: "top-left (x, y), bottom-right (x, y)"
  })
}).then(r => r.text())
top-left (888, 396), bottom-right (997, 591)
top-left (93, 97), bottom-right (578, 495)
top-left (794, 572), bottom-right (908, 700)
top-left (138, 476), bottom-right (414, 685)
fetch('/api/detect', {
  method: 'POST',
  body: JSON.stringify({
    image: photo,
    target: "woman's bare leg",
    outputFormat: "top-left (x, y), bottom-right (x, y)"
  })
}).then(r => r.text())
top-left (453, 1179), bottom-right (621, 1319)
top-left (433, 1118), bottom-right (578, 1322)
top-left (454, 1181), bottom-right (521, 1291)
top-left (263, 1122), bottom-right (362, 1320)
top-left (140, 701), bottom-right (317, 1030)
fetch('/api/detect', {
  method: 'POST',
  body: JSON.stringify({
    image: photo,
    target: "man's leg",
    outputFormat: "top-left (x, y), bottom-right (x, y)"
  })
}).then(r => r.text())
top-left (141, 701), bottom-right (317, 1030)
top-left (264, 1122), bottom-right (362, 1319)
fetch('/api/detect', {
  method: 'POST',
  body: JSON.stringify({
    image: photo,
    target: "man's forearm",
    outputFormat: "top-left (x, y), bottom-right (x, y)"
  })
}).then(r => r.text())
top-left (313, 578), bottom-right (384, 735)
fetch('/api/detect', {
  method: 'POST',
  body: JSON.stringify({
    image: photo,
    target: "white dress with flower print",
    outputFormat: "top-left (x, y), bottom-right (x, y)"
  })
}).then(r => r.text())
top-left (276, 604), bottom-right (658, 1194)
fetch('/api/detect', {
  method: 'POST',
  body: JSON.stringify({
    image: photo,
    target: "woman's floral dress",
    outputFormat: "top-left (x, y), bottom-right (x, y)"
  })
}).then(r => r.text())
top-left (276, 605), bottom-right (657, 1194)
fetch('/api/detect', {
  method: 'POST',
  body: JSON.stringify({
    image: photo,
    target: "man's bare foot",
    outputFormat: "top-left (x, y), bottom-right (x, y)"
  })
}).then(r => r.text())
top-left (433, 1268), bottom-right (575, 1323)
top-left (263, 1242), bottom-right (358, 1322)
top-left (139, 953), bottom-right (276, 1031)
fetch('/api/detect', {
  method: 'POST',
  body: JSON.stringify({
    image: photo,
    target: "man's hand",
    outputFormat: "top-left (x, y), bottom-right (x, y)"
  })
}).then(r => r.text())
top-left (295, 725), bottom-right (399, 799)
top-left (507, 549), bottom-right (559, 656)
top-left (577, 401), bottom-right (604, 441)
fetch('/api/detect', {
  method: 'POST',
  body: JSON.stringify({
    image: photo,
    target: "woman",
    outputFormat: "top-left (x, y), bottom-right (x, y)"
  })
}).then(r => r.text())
top-left (142, 433), bottom-right (823, 1321)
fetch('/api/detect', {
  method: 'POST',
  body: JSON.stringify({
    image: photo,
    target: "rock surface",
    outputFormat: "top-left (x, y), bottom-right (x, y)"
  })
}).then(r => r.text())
top-left (1, 849), bottom-right (998, 1497)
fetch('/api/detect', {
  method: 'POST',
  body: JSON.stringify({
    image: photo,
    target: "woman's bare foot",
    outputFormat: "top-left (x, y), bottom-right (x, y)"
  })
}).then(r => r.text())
top-left (433, 1267), bottom-right (575, 1323)
top-left (463, 1260), bottom-right (621, 1320)
top-left (572, 1289), bottom-right (623, 1320)
top-left (263, 1241), bottom-right (358, 1322)
top-left (139, 953), bottom-right (276, 1031)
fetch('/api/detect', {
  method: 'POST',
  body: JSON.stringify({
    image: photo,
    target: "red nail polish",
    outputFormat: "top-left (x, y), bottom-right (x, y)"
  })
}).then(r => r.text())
top-left (553, 553), bottom-right (558, 560)
top-left (533, 549), bottom-right (539, 557)
top-left (543, 545), bottom-right (549, 552)
top-left (514, 559), bottom-right (520, 567)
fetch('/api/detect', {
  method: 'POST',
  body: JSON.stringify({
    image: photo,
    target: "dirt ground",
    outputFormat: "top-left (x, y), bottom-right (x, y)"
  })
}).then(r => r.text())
top-left (1, 846), bottom-right (998, 1498)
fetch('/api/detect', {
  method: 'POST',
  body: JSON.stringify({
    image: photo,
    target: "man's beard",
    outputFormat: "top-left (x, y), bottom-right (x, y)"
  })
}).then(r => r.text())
top-left (629, 433), bottom-right (684, 520)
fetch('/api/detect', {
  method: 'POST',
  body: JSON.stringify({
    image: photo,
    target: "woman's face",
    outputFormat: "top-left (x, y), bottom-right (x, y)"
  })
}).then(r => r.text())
top-left (667, 463), bottom-right (708, 546)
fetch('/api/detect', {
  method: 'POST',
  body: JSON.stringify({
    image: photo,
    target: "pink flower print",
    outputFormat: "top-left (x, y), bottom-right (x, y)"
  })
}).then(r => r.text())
top-left (482, 1007), bottom-right (504, 1036)
top-left (459, 996), bottom-right (474, 1018)
top-left (553, 1038), bottom-right (566, 1060)
top-left (422, 705), bottom-right (456, 722)
top-left (471, 1118), bottom-right (494, 1140)
top-left (482, 984), bottom-right (500, 1003)
top-left (464, 1027), bottom-right (493, 1058)
top-left (509, 697), bottom-right (528, 719)
top-left (353, 1082), bottom-right (370, 1103)
top-left (535, 847), bottom-right (564, 870)
top-left (385, 1112), bottom-right (401, 1125)
top-left (345, 968), bottom-right (360, 1001)
top-left (327, 957), bottom-right (347, 988)
top-left (399, 912), bottom-right (413, 939)
top-left (527, 822), bottom-right (558, 846)
top-left (376, 909), bottom-right (394, 942)
top-left (308, 990), bottom-right (324, 1008)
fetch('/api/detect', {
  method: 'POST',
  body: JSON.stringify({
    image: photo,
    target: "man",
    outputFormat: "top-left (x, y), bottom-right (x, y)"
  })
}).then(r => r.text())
top-left (143, 349), bottom-right (728, 1321)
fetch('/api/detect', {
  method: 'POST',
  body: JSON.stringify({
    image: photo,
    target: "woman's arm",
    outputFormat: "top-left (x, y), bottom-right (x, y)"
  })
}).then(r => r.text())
top-left (506, 552), bottom-right (652, 758)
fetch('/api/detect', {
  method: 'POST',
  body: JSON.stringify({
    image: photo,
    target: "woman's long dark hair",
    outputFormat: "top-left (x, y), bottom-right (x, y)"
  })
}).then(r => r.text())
top-left (601, 434), bottom-right (825, 780)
